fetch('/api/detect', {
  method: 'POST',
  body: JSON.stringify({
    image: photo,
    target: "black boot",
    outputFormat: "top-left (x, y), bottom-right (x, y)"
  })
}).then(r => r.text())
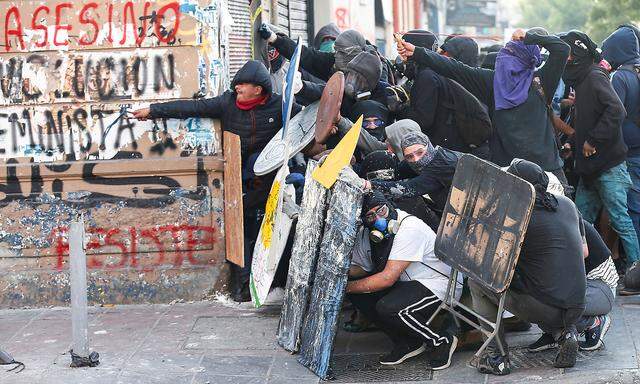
top-left (230, 264), bottom-right (251, 303)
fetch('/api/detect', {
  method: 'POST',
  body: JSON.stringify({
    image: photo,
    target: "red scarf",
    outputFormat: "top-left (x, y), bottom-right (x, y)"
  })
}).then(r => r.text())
top-left (236, 94), bottom-right (269, 111)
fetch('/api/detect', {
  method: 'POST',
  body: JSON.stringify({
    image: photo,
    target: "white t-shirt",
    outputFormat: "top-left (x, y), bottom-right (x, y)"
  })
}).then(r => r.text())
top-left (351, 209), bottom-right (462, 300)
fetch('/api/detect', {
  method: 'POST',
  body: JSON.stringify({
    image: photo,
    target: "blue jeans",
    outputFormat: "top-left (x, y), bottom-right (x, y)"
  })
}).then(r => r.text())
top-left (576, 162), bottom-right (640, 263)
top-left (627, 156), bottom-right (640, 245)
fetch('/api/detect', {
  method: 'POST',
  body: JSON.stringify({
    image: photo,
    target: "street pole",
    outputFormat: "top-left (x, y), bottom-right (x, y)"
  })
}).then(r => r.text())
top-left (69, 218), bottom-right (89, 358)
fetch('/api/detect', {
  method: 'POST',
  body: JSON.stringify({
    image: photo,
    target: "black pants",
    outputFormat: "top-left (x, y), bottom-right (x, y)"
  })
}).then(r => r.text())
top-left (348, 280), bottom-right (451, 348)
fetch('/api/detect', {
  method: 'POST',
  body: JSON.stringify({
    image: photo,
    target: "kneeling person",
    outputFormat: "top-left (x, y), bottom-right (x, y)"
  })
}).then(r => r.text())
top-left (347, 191), bottom-right (459, 370)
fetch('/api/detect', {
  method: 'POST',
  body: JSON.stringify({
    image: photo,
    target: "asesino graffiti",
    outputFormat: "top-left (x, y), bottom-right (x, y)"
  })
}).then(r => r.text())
top-left (50, 223), bottom-right (216, 270)
top-left (1, 1), bottom-right (181, 52)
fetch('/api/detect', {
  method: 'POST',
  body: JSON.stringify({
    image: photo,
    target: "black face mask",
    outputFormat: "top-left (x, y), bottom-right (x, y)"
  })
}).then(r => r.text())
top-left (562, 58), bottom-right (593, 87)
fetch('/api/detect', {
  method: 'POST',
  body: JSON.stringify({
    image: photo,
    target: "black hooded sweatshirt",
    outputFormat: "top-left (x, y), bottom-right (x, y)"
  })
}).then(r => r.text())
top-left (570, 65), bottom-right (628, 179)
top-left (560, 31), bottom-right (628, 178)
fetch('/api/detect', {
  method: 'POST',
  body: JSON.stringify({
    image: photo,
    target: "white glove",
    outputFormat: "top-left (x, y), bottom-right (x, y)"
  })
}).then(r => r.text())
top-left (293, 71), bottom-right (303, 94)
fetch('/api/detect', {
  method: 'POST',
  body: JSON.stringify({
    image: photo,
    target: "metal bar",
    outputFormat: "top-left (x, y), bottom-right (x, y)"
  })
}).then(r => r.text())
top-left (69, 218), bottom-right (89, 357)
top-left (494, 294), bottom-right (507, 356)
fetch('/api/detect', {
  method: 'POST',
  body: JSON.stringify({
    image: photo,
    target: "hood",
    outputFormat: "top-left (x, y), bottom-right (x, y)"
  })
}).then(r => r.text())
top-left (345, 51), bottom-right (382, 95)
top-left (349, 100), bottom-right (389, 122)
top-left (442, 36), bottom-right (479, 66)
top-left (384, 119), bottom-right (421, 160)
top-left (313, 23), bottom-right (341, 50)
top-left (231, 60), bottom-right (273, 95)
top-left (403, 29), bottom-right (439, 51)
top-left (334, 29), bottom-right (368, 71)
top-left (360, 150), bottom-right (398, 180)
top-left (602, 26), bottom-right (640, 69)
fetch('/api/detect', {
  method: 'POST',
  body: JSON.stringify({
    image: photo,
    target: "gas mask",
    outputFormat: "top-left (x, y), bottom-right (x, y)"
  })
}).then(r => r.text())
top-left (344, 70), bottom-right (371, 100)
top-left (369, 217), bottom-right (401, 243)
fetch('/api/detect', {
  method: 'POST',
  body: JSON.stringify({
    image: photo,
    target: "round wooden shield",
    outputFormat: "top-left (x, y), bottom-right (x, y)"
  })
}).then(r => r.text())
top-left (253, 102), bottom-right (319, 176)
top-left (315, 71), bottom-right (344, 144)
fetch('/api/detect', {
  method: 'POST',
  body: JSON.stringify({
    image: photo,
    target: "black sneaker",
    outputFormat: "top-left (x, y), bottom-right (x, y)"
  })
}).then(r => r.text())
top-left (579, 315), bottom-right (611, 351)
top-left (477, 353), bottom-right (511, 375)
top-left (527, 333), bottom-right (557, 352)
top-left (427, 336), bottom-right (458, 371)
top-left (554, 331), bottom-right (578, 368)
top-left (379, 342), bottom-right (426, 365)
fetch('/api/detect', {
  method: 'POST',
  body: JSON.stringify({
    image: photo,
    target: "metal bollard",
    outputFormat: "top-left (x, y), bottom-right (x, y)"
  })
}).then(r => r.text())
top-left (69, 217), bottom-right (99, 367)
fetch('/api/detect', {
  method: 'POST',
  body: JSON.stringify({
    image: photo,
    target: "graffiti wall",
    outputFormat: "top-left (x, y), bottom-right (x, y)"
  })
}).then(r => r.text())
top-left (0, 0), bottom-right (235, 307)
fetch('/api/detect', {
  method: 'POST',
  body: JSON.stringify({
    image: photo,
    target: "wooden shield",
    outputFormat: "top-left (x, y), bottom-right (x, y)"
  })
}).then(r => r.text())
top-left (315, 72), bottom-right (344, 144)
top-left (435, 155), bottom-right (535, 294)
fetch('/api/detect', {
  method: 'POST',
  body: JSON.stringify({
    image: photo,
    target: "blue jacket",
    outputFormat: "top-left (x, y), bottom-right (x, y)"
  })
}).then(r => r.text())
top-left (603, 27), bottom-right (640, 156)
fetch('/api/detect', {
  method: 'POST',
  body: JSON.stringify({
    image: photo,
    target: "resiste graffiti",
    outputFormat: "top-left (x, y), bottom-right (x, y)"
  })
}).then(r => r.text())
top-left (0, 0), bottom-right (232, 306)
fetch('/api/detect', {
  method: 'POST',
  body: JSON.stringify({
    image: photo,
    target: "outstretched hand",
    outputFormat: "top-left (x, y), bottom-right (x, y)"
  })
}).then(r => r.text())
top-left (132, 108), bottom-right (151, 121)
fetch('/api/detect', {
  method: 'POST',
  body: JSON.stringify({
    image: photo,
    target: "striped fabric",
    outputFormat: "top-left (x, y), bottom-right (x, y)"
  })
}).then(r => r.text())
top-left (587, 256), bottom-right (619, 291)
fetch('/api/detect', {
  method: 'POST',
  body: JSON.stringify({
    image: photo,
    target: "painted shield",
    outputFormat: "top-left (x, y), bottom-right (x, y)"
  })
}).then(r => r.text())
top-left (253, 102), bottom-right (319, 176)
top-left (315, 71), bottom-right (344, 144)
top-left (249, 165), bottom-right (296, 307)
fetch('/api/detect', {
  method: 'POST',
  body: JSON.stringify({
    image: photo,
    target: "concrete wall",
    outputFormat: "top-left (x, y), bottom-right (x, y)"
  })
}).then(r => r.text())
top-left (0, 0), bottom-right (235, 307)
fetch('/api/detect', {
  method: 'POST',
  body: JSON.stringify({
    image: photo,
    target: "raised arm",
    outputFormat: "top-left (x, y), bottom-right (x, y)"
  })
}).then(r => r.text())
top-left (410, 47), bottom-right (494, 106)
top-left (527, 32), bottom-right (570, 104)
top-left (271, 34), bottom-right (335, 81)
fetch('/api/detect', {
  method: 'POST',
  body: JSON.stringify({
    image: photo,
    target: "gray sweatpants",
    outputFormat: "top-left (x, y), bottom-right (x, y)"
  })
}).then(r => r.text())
top-left (575, 279), bottom-right (615, 332)
top-left (469, 280), bottom-right (584, 351)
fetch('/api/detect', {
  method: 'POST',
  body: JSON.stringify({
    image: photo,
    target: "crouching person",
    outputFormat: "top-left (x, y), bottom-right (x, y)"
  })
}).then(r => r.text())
top-left (529, 220), bottom-right (617, 352)
top-left (346, 191), bottom-right (460, 370)
top-left (469, 159), bottom-right (586, 375)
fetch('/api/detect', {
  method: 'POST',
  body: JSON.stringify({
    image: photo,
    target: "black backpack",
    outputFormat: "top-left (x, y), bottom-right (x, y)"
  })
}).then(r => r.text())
top-left (618, 64), bottom-right (640, 127)
top-left (441, 78), bottom-right (493, 147)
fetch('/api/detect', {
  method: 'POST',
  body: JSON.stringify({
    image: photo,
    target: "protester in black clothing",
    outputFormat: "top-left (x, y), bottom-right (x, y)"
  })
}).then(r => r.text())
top-left (528, 220), bottom-right (618, 353)
top-left (312, 23), bottom-right (340, 52)
top-left (559, 31), bottom-right (640, 273)
top-left (468, 159), bottom-right (586, 375)
top-left (392, 30), bottom-right (492, 156)
top-left (364, 131), bottom-right (461, 212)
top-left (347, 191), bottom-right (459, 369)
top-left (359, 150), bottom-right (441, 232)
top-left (441, 36), bottom-right (479, 67)
top-left (132, 60), bottom-right (302, 302)
top-left (397, 28), bottom-right (569, 182)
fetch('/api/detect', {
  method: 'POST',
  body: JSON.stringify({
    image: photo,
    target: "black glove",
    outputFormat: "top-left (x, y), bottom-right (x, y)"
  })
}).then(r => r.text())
top-left (258, 23), bottom-right (275, 42)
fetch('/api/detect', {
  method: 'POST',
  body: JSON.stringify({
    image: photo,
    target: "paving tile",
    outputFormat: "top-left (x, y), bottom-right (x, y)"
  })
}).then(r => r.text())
top-left (192, 374), bottom-right (266, 384)
top-left (265, 375), bottom-right (319, 384)
top-left (198, 355), bottom-right (273, 377)
top-left (184, 316), bottom-right (280, 351)
top-left (269, 356), bottom-right (318, 379)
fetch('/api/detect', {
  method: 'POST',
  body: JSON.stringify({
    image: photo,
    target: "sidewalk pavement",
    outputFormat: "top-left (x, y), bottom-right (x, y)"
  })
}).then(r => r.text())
top-left (2, 293), bottom-right (640, 384)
